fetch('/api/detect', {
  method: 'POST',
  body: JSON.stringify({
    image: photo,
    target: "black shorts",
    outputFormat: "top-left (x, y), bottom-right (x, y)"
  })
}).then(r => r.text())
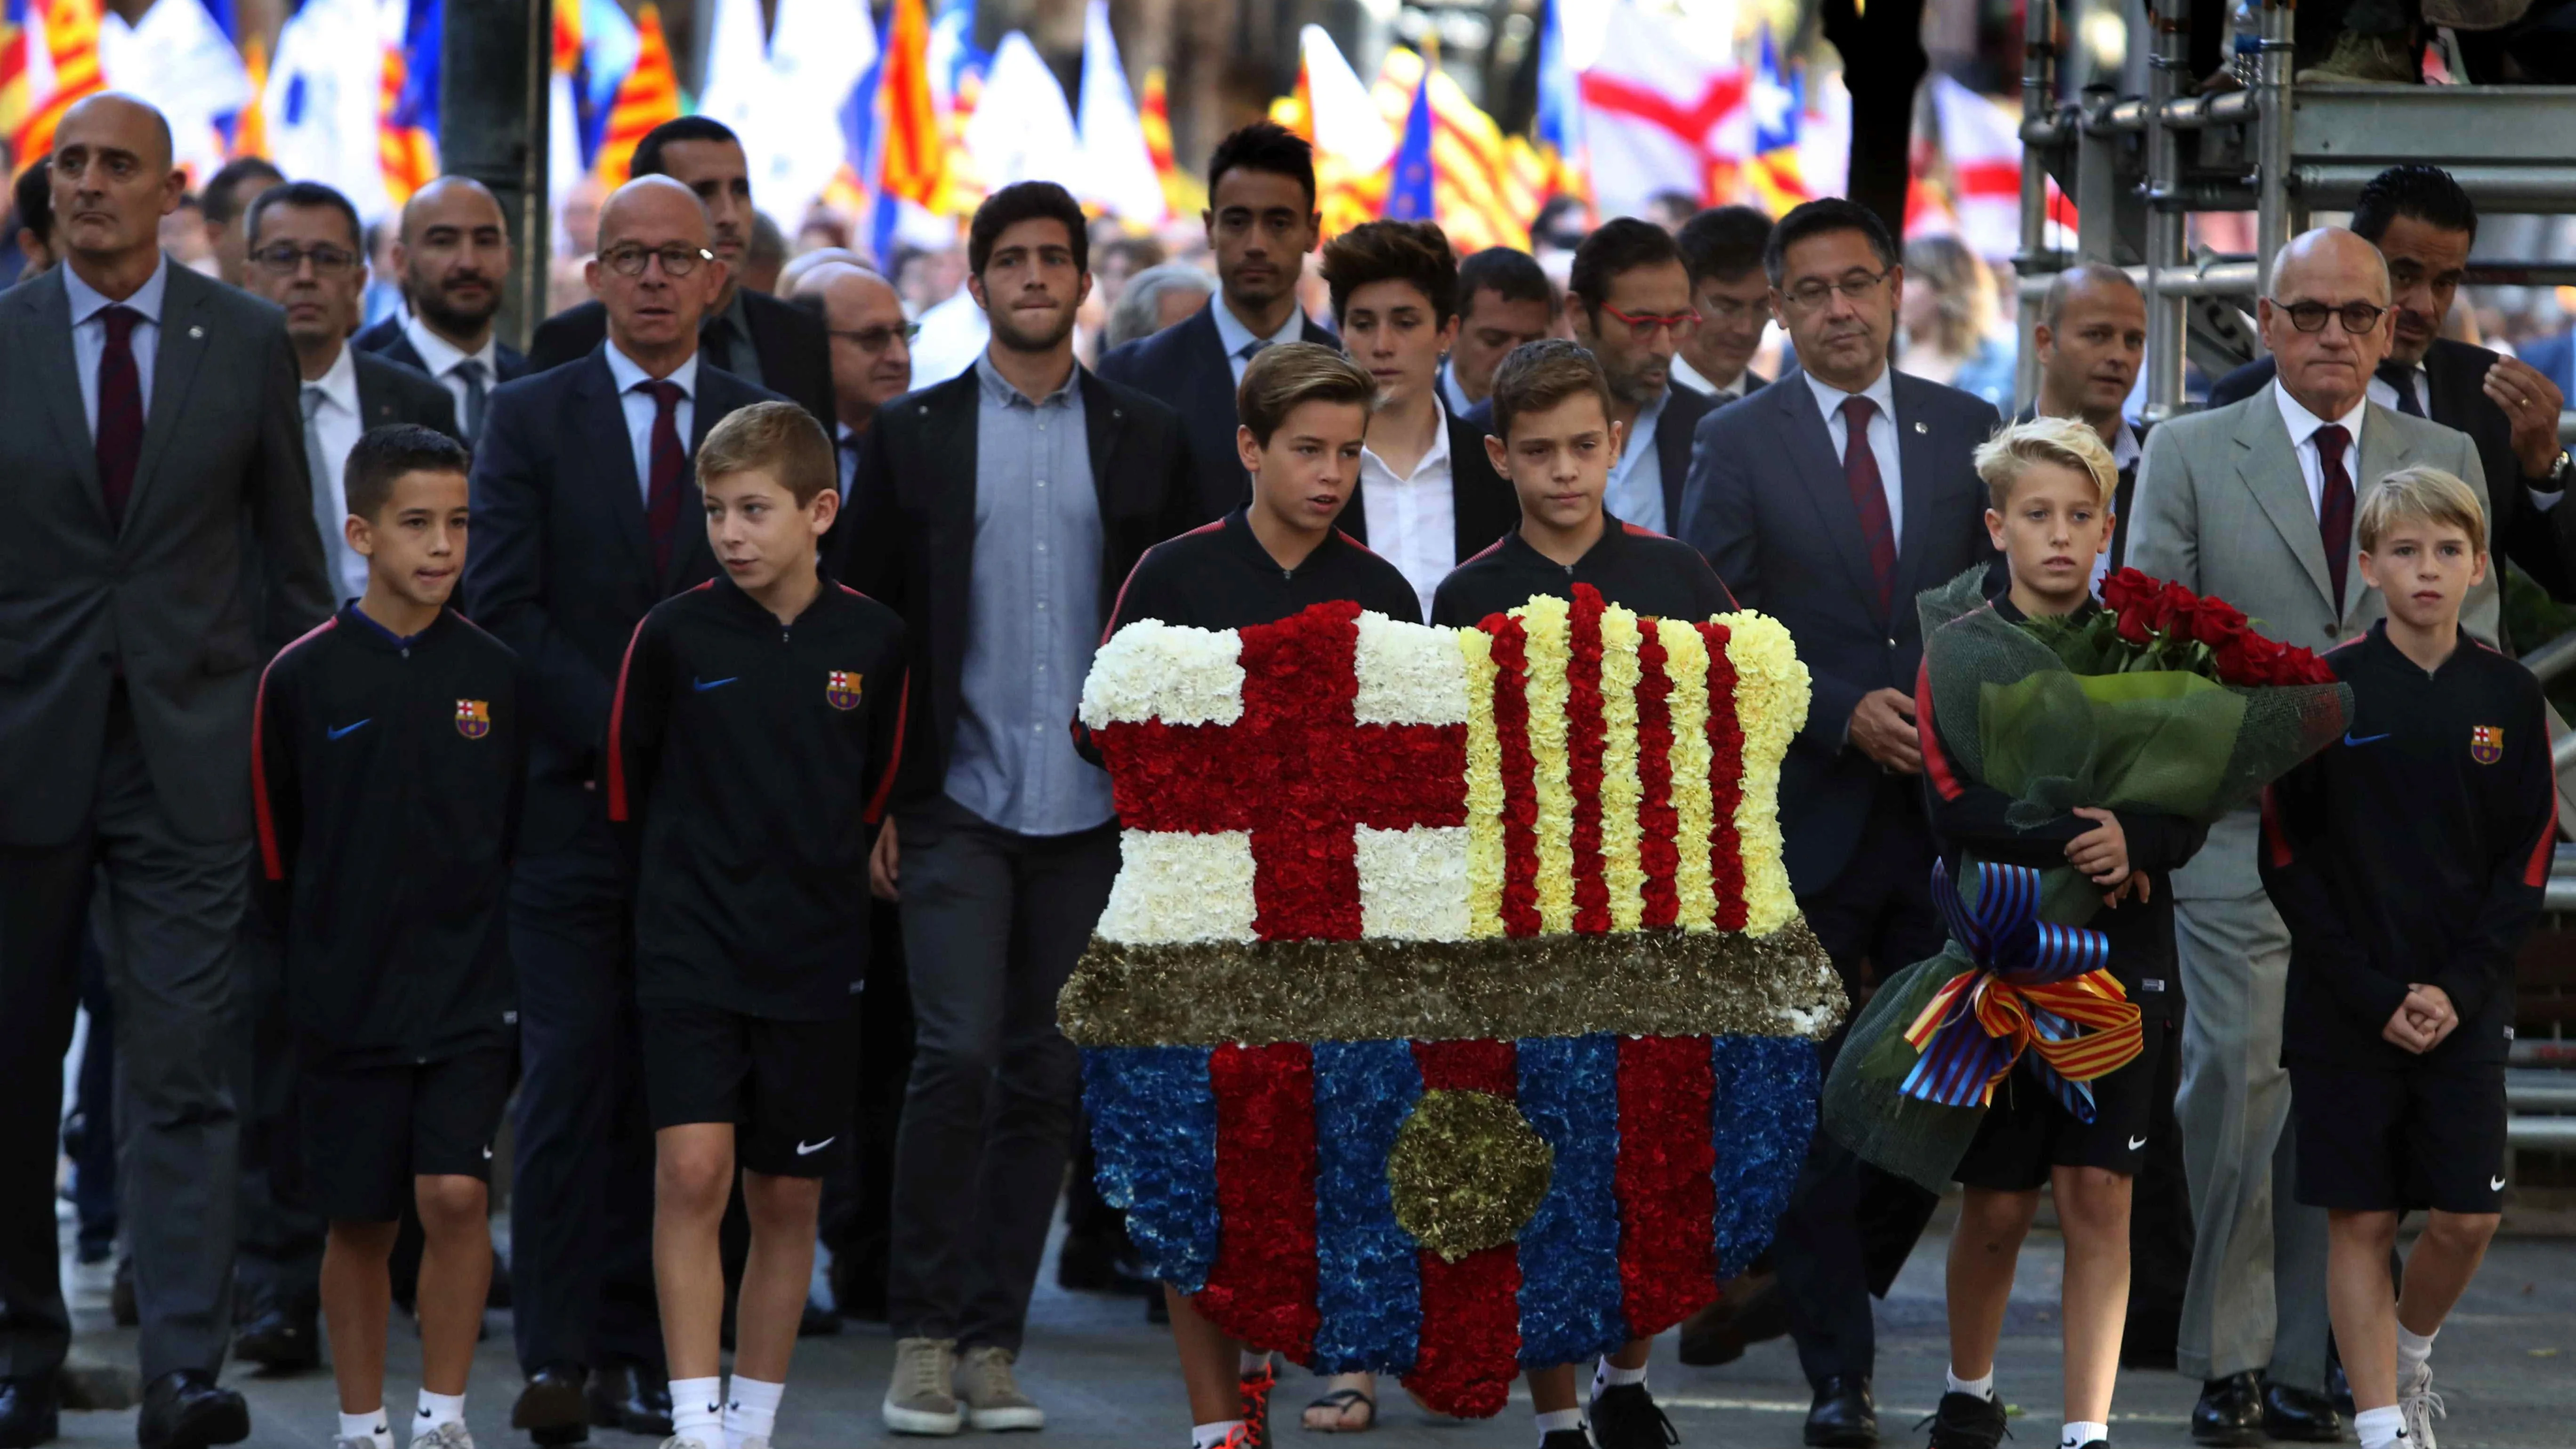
top-left (296, 1047), bottom-right (514, 1223)
top-left (2289, 1058), bottom-right (2508, 1214)
top-left (638, 1004), bottom-right (859, 1178)
top-left (1953, 1013), bottom-right (2167, 1191)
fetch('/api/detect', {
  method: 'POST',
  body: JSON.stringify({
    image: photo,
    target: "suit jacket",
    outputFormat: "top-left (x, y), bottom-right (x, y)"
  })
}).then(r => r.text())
top-left (461, 347), bottom-right (789, 851)
top-left (2209, 339), bottom-right (2569, 598)
top-left (0, 262), bottom-right (333, 847)
top-left (845, 364), bottom-right (1201, 810)
top-left (2128, 381), bottom-right (2495, 900)
top-left (1677, 369), bottom-right (2002, 895)
top-left (2525, 328), bottom-right (2575, 402)
top-left (527, 290), bottom-right (833, 431)
top-left (352, 312), bottom-right (533, 383)
top-left (1093, 298), bottom-right (1340, 519)
top-left (353, 351), bottom-right (463, 440)
top-left (1338, 406), bottom-right (1520, 564)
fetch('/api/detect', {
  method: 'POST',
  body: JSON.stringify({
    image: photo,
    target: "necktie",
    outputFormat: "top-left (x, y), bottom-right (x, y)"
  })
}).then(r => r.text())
top-left (639, 380), bottom-right (687, 574)
top-left (2314, 423), bottom-right (2356, 612)
top-left (455, 358), bottom-right (489, 443)
top-left (1237, 339), bottom-right (1267, 369)
top-left (700, 316), bottom-right (735, 375)
top-left (1840, 395), bottom-right (1898, 616)
top-left (95, 305), bottom-right (145, 528)
top-left (302, 385), bottom-right (347, 594)
top-left (838, 433), bottom-right (860, 501)
top-left (2376, 362), bottom-right (2425, 419)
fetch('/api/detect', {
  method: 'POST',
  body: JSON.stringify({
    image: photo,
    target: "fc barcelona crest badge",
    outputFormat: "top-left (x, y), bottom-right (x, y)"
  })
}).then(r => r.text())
top-left (456, 700), bottom-right (491, 739)
top-left (2472, 725), bottom-right (2503, 765)
top-left (825, 671), bottom-right (863, 711)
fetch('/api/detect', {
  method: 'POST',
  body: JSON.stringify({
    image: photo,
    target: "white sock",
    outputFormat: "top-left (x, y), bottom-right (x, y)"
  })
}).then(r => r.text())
top-left (1191, 1420), bottom-right (1243, 1449)
top-left (339, 1409), bottom-right (393, 1447)
top-left (415, 1390), bottom-right (466, 1433)
top-left (1594, 1356), bottom-right (1648, 1394)
top-left (2355, 1404), bottom-right (2408, 1449)
top-left (724, 1374), bottom-right (784, 1449)
top-left (1947, 1366), bottom-right (1997, 1401)
top-left (1238, 1350), bottom-right (1270, 1377)
top-left (2061, 1419), bottom-right (2109, 1448)
top-left (1535, 1407), bottom-right (1586, 1443)
top-left (671, 1376), bottom-right (724, 1445)
top-left (2396, 1323), bottom-right (2437, 1381)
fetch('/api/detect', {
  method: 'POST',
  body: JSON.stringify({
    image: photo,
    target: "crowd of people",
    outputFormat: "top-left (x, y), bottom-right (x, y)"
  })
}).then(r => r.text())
top-left (0, 77), bottom-right (2563, 1449)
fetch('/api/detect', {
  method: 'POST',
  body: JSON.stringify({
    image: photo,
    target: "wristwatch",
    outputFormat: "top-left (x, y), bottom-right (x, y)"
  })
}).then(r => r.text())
top-left (2550, 450), bottom-right (2575, 488)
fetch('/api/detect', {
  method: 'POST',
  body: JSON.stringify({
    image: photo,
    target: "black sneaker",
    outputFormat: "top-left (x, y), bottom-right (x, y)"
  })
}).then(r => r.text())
top-left (1591, 1384), bottom-right (1679, 1449)
top-left (1540, 1432), bottom-right (1596, 1449)
top-left (1921, 1391), bottom-right (2009, 1449)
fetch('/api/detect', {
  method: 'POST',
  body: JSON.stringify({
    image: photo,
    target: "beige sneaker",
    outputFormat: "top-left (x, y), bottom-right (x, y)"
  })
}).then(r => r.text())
top-left (883, 1336), bottom-right (964, 1435)
top-left (954, 1345), bottom-right (1046, 1432)
top-left (2399, 1358), bottom-right (2445, 1449)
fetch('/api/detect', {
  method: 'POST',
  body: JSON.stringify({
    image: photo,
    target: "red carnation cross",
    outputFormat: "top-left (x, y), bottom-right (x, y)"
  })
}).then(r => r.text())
top-left (1093, 600), bottom-right (1472, 940)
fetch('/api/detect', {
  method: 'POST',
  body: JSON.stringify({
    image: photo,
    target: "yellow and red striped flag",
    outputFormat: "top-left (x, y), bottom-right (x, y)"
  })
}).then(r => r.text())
top-left (596, 2), bottom-right (678, 188)
top-left (12, 0), bottom-right (104, 161)
top-left (1141, 64), bottom-right (1201, 219)
top-left (1369, 47), bottom-right (1531, 254)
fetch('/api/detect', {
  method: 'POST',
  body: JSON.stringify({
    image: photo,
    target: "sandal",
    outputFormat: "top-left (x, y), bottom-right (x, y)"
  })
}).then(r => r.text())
top-left (1300, 1386), bottom-right (1377, 1433)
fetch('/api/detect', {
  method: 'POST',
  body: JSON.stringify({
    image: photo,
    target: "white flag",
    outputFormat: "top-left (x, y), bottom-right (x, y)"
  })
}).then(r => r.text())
top-left (263, 0), bottom-right (394, 222)
top-left (965, 32), bottom-right (1081, 193)
top-left (1075, 0), bottom-right (1162, 225)
top-left (98, 0), bottom-right (251, 189)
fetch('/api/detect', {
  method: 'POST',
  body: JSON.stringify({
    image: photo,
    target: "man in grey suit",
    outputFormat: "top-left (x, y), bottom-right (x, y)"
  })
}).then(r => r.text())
top-left (2128, 226), bottom-right (2492, 1447)
top-left (0, 94), bottom-right (330, 1449)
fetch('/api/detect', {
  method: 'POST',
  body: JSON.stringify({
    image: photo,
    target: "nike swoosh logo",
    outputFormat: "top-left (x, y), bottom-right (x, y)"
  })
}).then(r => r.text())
top-left (795, 1136), bottom-right (836, 1155)
top-left (2492, 1175), bottom-right (2508, 1191)
top-left (2128, 1136), bottom-right (2149, 1151)
top-left (2344, 731), bottom-right (2391, 746)
top-left (693, 676), bottom-right (739, 692)
top-left (327, 719), bottom-right (372, 740)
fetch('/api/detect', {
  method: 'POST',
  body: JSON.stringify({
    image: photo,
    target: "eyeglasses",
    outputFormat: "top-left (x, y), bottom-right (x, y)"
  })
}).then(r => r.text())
top-left (1599, 303), bottom-right (1701, 340)
top-left (1779, 269), bottom-right (1892, 312)
top-left (253, 243), bottom-right (358, 276)
top-left (2270, 298), bottom-right (2388, 335)
top-left (828, 323), bottom-right (920, 353)
top-left (600, 243), bottom-right (717, 277)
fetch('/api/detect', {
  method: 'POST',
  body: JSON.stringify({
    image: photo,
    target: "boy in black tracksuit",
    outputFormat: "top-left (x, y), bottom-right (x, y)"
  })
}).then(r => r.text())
top-left (252, 426), bottom-right (523, 1449)
top-left (2260, 468), bottom-right (2552, 1449)
top-left (605, 402), bottom-right (907, 1449)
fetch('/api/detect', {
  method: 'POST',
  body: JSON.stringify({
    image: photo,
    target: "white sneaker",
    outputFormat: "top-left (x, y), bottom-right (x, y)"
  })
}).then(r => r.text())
top-left (411, 1423), bottom-right (475, 1449)
top-left (954, 1345), bottom-right (1045, 1432)
top-left (2398, 1359), bottom-right (2446, 1449)
top-left (653, 1438), bottom-right (716, 1449)
top-left (883, 1336), bottom-right (965, 1435)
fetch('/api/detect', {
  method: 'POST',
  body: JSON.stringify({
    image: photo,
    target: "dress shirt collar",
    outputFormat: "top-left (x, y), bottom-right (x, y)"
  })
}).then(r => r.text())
top-left (2272, 379), bottom-right (2367, 455)
top-left (64, 250), bottom-right (170, 327)
top-left (974, 348), bottom-right (1080, 409)
top-left (403, 311), bottom-right (499, 381)
top-left (1362, 397), bottom-right (1453, 483)
top-left (2109, 419), bottom-right (2141, 473)
top-left (1438, 360), bottom-right (1476, 417)
top-left (308, 341), bottom-right (361, 416)
top-left (604, 338), bottom-right (699, 400)
top-left (1801, 362), bottom-right (1897, 429)
top-left (1210, 295), bottom-right (1305, 362)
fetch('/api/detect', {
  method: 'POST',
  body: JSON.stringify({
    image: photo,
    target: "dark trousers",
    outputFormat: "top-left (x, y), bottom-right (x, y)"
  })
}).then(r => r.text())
top-left (231, 886), bottom-right (324, 1316)
top-left (822, 899), bottom-right (914, 1319)
top-left (0, 694), bottom-right (248, 1382)
top-left (887, 796), bottom-right (1119, 1352)
top-left (2126, 989), bottom-right (2196, 1366)
top-left (1775, 784), bottom-right (1946, 1389)
top-left (66, 910), bottom-right (119, 1263)
top-left (507, 822), bottom-right (663, 1374)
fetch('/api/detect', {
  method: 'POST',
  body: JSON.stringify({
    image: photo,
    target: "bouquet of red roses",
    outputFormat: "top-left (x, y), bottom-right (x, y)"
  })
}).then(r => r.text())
top-left (2033, 567), bottom-right (2338, 687)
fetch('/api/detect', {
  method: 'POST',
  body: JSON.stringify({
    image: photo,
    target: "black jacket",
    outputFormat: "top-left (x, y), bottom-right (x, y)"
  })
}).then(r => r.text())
top-left (1337, 405), bottom-right (1521, 567)
top-left (253, 604), bottom-right (525, 1066)
top-left (1463, 381), bottom-right (1714, 535)
top-left (1105, 508), bottom-right (1424, 636)
top-left (528, 290), bottom-right (834, 432)
top-left (2261, 621), bottom-right (2554, 1067)
top-left (352, 313), bottom-right (533, 385)
top-left (1094, 298), bottom-right (1340, 519)
top-left (1430, 515), bottom-right (1736, 628)
top-left (845, 363), bottom-right (1203, 811)
top-left (352, 350), bottom-right (463, 441)
top-left (607, 576), bottom-right (907, 1019)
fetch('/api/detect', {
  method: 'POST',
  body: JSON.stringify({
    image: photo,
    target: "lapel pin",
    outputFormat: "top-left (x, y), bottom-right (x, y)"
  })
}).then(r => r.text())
top-left (1913, 421), bottom-right (1927, 434)
top-left (188, 325), bottom-right (204, 339)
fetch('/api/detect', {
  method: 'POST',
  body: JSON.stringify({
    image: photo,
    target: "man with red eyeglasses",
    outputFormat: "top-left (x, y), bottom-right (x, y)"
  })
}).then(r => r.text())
top-left (1563, 217), bottom-right (1717, 537)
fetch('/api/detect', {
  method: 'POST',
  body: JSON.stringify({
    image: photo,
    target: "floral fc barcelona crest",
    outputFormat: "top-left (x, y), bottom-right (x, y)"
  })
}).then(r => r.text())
top-left (2472, 725), bottom-right (2504, 765)
top-left (455, 700), bottom-right (491, 739)
top-left (825, 671), bottom-right (863, 711)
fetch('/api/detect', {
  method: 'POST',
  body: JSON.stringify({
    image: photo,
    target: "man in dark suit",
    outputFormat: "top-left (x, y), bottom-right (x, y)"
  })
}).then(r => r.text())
top-left (1564, 218), bottom-right (1720, 538)
top-left (1674, 204), bottom-right (1777, 403)
top-left (464, 174), bottom-right (790, 1446)
top-left (2207, 164), bottom-right (2573, 601)
top-left (846, 182), bottom-right (1198, 1434)
top-left (0, 93), bottom-right (330, 1449)
top-left (526, 117), bottom-right (834, 428)
top-left (352, 175), bottom-right (531, 444)
top-left (2023, 262), bottom-right (2149, 580)
top-left (1678, 197), bottom-right (2002, 1449)
top-left (1437, 245), bottom-right (1557, 416)
top-left (1095, 120), bottom-right (1337, 518)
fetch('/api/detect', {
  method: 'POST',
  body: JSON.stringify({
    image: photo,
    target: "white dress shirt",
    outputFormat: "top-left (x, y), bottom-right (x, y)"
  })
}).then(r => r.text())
top-left (66, 253), bottom-right (170, 435)
top-left (1670, 354), bottom-right (1751, 402)
top-left (1803, 366), bottom-right (1906, 546)
top-left (2092, 419), bottom-right (2142, 593)
top-left (1210, 297), bottom-right (1309, 386)
top-left (1605, 389), bottom-right (1670, 534)
top-left (303, 345), bottom-right (370, 603)
top-left (1358, 402), bottom-right (1457, 619)
top-left (2272, 381), bottom-right (2368, 519)
top-left (604, 342), bottom-right (700, 502)
top-left (403, 313), bottom-right (503, 427)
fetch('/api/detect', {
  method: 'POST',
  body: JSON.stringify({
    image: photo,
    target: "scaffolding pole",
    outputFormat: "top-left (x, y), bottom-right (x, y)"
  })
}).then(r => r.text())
top-left (2014, 0), bottom-right (2056, 406)
top-left (2144, 0), bottom-right (2187, 421)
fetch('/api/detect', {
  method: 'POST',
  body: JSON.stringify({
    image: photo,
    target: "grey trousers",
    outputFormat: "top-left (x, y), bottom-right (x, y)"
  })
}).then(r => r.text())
top-left (2172, 877), bottom-right (2332, 1391)
top-left (0, 695), bottom-right (246, 1382)
top-left (886, 795), bottom-right (1119, 1352)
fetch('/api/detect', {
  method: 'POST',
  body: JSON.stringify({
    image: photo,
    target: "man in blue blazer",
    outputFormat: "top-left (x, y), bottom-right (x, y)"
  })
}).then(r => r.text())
top-left (1678, 197), bottom-right (2000, 1449)
top-left (351, 176), bottom-right (532, 443)
top-left (1094, 120), bottom-right (1336, 519)
top-left (462, 175), bottom-right (790, 1445)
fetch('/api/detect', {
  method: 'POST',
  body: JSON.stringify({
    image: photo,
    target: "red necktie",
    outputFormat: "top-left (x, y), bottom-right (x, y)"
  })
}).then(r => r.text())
top-left (2314, 423), bottom-right (2355, 612)
top-left (1840, 395), bottom-right (1897, 616)
top-left (639, 379), bottom-right (686, 574)
top-left (96, 306), bottom-right (145, 529)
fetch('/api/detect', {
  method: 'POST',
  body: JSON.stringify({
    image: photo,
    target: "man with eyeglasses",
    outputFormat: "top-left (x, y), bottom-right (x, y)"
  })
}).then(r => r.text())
top-left (1562, 217), bottom-right (1718, 536)
top-left (464, 173), bottom-right (794, 1449)
top-left (1672, 205), bottom-right (1776, 403)
top-left (1679, 196), bottom-right (2001, 1449)
top-left (789, 261), bottom-right (915, 503)
top-left (2129, 226), bottom-right (2493, 1449)
top-left (354, 176), bottom-right (532, 445)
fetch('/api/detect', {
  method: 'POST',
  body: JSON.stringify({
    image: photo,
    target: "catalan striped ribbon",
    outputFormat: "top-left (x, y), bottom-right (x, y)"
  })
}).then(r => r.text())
top-left (1899, 861), bottom-right (2143, 1120)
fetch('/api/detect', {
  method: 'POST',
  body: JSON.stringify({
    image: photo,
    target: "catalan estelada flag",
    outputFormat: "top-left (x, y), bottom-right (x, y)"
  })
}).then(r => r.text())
top-left (12, 0), bottom-right (104, 161)
top-left (377, 0), bottom-right (439, 208)
top-left (1369, 47), bottom-right (1535, 253)
top-left (596, 2), bottom-right (677, 188)
top-left (1746, 25), bottom-right (1808, 216)
top-left (870, 0), bottom-right (947, 263)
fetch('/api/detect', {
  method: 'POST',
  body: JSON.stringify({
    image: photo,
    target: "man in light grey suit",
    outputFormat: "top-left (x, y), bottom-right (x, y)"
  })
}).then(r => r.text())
top-left (0, 94), bottom-right (329, 1449)
top-left (2127, 227), bottom-right (2492, 1447)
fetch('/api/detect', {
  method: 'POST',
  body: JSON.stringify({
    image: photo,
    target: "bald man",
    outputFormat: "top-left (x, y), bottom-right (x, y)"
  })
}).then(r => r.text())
top-left (2024, 263), bottom-right (2149, 580)
top-left (460, 173), bottom-right (794, 1444)
top-left (791, 262), bottom-right (912, 499)
top-left (0, 92), bottom-right (328, 1449)
top-left (353, 175), bottom-right (532, 442)
top-left (2128, 226), bottom-right (2491, 1447)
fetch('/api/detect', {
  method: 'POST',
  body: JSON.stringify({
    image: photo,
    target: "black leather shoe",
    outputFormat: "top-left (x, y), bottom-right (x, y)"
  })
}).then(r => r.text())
top-left (1922, 1391), bottom-right (2006, 1449)
top-left (2261, 1379), bottom-right (2344, 1442)
top-left (1804, 1375), bottom-right (1877, 1448)
top-left (0, 1377), bottom-right (58, 1449)
top-left (231, 1303), bottom-right (322, 1371)
top-left (2190, 1372), bottom-right (2264, 1447)
top-left (2326, 1354), bottom-right (2355, 1418)
top-left (1679, 1270), bottom-right (1787, 1366)
top-left (136, 1370), bottom-right (248, 1449)
top-left (510, 1365), bottom-right (588, 1446)
top-left (110, 1258), bottom-right (137, 1328)
top-left (585, 1362), bottom-right (673, 1437)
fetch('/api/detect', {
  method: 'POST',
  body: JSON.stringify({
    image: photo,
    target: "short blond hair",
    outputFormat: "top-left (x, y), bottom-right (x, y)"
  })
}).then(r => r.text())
top-left (696, 400), bottom-right (835, 507)
top-left (2358, 465), bottom-right (2486, 554)
top-left (1971, 414), bottom-right (2118, 512)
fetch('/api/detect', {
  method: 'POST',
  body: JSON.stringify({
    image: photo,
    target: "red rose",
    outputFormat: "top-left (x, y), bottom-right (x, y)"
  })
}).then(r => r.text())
top-left (2116, 605), bottom-right (2154, 645)
top-left (2101, 567), bottom-right (2155, 614)
top-left (2191, 597), bottom-right (2249, 649)
top-left (2149, 580), bottom-right (2200, 636)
